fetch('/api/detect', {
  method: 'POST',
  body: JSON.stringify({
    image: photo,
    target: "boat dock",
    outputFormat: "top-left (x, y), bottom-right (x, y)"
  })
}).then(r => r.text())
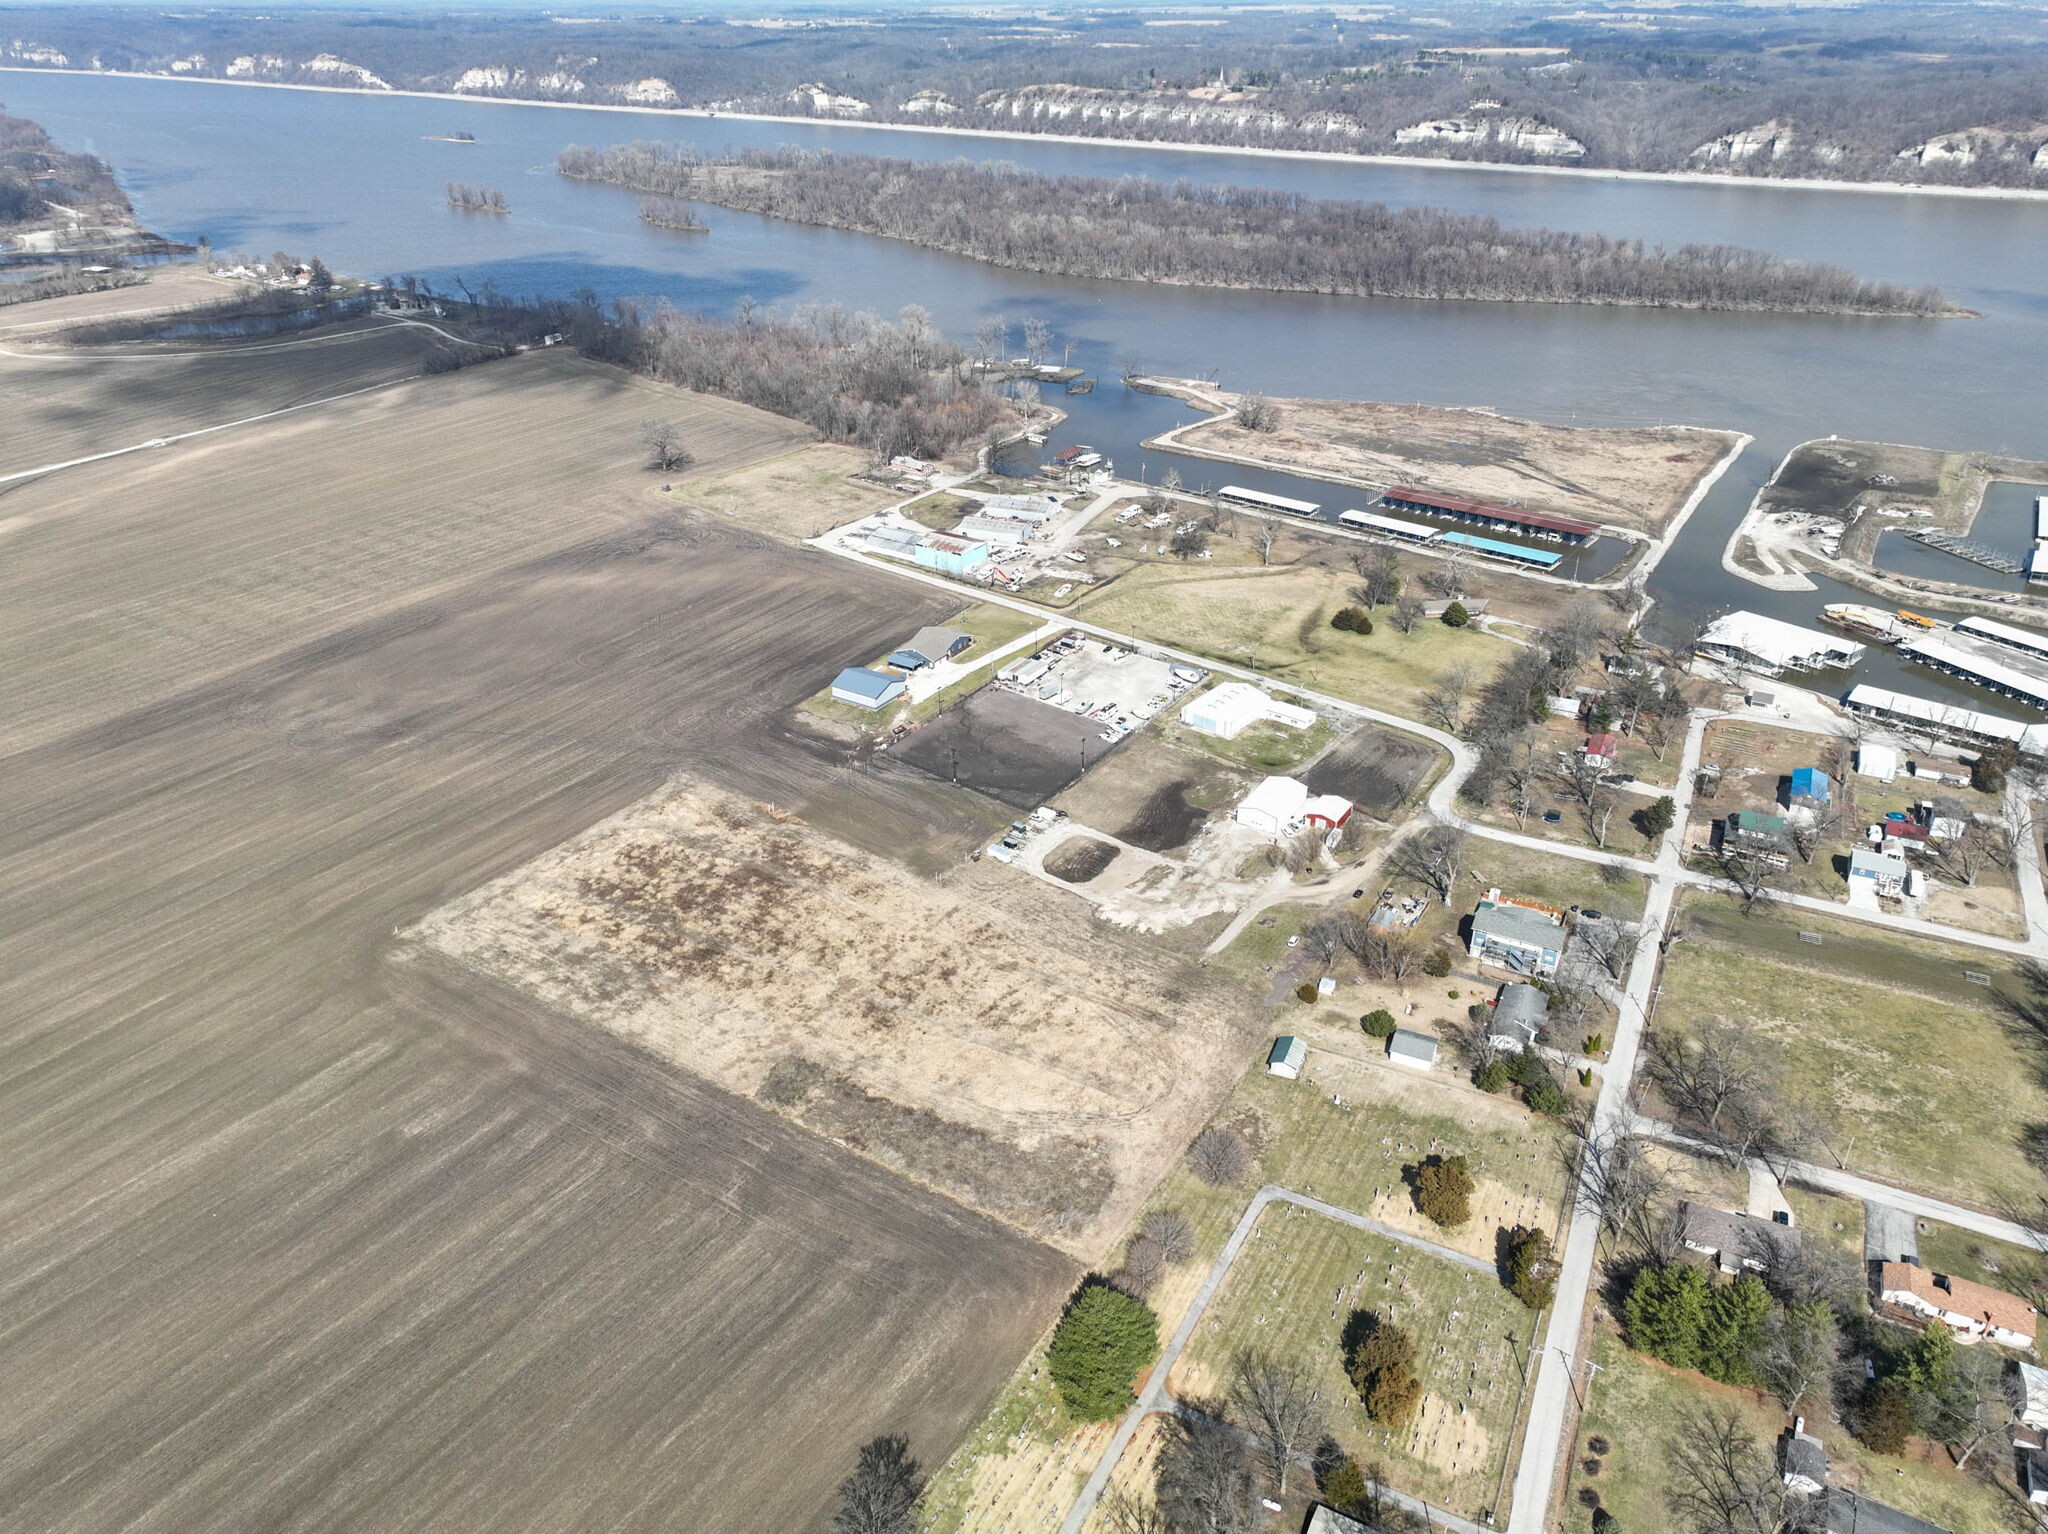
top-left (1904, 526), bottom-right (2022, 574)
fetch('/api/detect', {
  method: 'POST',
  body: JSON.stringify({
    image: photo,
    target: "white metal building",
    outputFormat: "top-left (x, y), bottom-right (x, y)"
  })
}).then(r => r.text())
top-left (1697, 612), bottom-right (1866, 674)
top-left (1180, 681), bottom-right (1318, 740)
top-left (1233, 776), bottom-right (1351, 839)
top-left (1856, 743), bottom-right (1899, 783)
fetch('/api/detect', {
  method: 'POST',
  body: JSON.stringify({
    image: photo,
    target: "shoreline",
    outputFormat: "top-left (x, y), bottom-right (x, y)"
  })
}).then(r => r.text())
top-left (8, 65), bottom-right (2048, 205)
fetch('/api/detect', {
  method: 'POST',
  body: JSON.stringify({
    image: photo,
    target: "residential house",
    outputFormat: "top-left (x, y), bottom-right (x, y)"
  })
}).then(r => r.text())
top-left (1267, 1035), bottom-right (1306, 1079)
top-left (1468, 891), bottom-right (1566, 978)
top-left (886, 626), bottom-right (972, 670)
top-left (1489, 983), bottom-right (1549, 1051)
top-left (1305, 1508), bottom-right (1371, 1534)
top-left (1387, 1029), bottom-right (1438, 1070)
top-left (1848, 848), bottom-right (1910, 899)
top-left (1780, 1421), bottom-right (1828, 1497)
top-left (1680, 1200), bottom-right (1800, 1275)
top-left (1880, 819), bottom-right (1930, 851)
top-left (1583, 732), bottom-right (1619, 768)
top-left (2010, 1359), bottom-right (2048, 1430)
top-left (1879, 1262), bottom-right (2038, 1350)
top-left (1724, 809), bottom-right (1789, 850)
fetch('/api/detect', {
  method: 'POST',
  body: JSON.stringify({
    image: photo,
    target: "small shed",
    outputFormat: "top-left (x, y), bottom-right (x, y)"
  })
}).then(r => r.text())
top-left (1780, 1423), bottom-right (1829, 1497)
top-left (2010, 1359), bottom-right (2048, 1430)
top-left (1858, 743), bottom-right (1900, 783)
top-left (1387, 1029), bottom-right (1438, 1070)
top-left (1267, 1035), bottom-right (1307, 1079)
top-left (831, 667), bottom-right (906, 710)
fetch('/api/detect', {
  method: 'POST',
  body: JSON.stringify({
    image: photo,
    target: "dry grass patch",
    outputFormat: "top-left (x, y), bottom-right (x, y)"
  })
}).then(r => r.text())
top-left (1074, 562), bottom-right (1509, 716)
top-left (414, 777), bottom-right (1260, 1253)
top-left (1180, 395), bottom-right (1741, 537)
top-left (678, 441), bottom-right (898, 540)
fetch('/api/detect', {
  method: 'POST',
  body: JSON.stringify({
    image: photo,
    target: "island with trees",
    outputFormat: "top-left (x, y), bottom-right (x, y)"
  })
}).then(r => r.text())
top-left (444, 182), bottom-right (508, 214)
top-left (557, 145), bottom-right (1962, 317)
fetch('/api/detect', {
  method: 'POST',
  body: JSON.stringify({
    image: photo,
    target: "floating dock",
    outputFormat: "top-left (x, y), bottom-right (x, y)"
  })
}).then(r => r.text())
top-left (1904, 526), bottom-right (2022, 574)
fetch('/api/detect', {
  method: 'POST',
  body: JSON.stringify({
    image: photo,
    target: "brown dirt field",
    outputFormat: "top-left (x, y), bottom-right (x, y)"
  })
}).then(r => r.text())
top-left (675, 440), bottom-right (901, 541)
top-left (0, 264), bottom-right (237, 335)
top-left (0, 315), bottom-right (466, 475)
top-left (0, 372), bottom-right (1082, 1529)
top-left (1050, 732), bottom-right (1253, 855)
top-left (417, 779), bottom-right (1262, 1254)
top-left (1302, 727), bottom-right (1440, 819)
top-left (0, 347), bottom-right (814, 754)
top-left (1183, 395), bottom-right (1741, 536)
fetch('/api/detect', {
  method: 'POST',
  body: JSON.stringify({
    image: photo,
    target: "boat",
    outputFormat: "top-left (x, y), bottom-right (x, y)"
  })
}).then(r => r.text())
top-left (1821, 603), bottom-right (1899, 642)
top-left (1894, 608), bottom-right (1937, 629)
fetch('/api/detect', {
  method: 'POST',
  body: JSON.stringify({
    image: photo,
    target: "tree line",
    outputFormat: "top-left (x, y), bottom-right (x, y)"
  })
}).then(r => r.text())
top-left (556, 145), bottom-right (1957, 317)
top-left (18, 5), bottom-right (2048, 187)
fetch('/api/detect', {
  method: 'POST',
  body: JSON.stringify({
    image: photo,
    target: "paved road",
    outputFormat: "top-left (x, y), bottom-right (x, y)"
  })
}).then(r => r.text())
top-left (1637, 1119), bottom-right (2046, 1250)
top-left (1058, 1185), bottom-right (1493, 1534)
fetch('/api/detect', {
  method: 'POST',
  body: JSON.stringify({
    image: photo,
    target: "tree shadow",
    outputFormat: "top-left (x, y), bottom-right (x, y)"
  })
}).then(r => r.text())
top-left (1493, 1225), bottom-right (1518, 1287)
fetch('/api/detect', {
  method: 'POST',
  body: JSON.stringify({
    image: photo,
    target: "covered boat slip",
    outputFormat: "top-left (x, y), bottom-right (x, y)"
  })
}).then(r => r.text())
top-left (1336, 508), bottom-right (1442, 543)
top-left (1219, 484), bottom-right (1321, 517)
top-left (1378, 485), bottom-right (1601, 546)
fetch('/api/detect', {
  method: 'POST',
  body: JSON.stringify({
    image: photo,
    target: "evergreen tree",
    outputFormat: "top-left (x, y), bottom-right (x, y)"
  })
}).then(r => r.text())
top-left (1698, 1274), bottom-right (1772, 1385)
top-left (1504, 1225), bottom-right (1559, 1310)
top-left (1360, 1009), bottom-right (1397, 1038)
top-left (1622, 1262), bottom-right (1709, 1371)
top-left (1046, 1282), bottom-right (1160, 1422)
top-left (1858, 1377), bottom-right (1915, 1455)
top-left (1415, 1156), bottom-right (1475, 1229)
top-left (1442, 600), bottom-right (1471, 628)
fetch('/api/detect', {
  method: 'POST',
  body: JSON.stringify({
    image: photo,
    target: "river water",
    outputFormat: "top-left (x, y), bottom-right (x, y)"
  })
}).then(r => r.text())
top-left (8, 69), bottom-right (2047, 705)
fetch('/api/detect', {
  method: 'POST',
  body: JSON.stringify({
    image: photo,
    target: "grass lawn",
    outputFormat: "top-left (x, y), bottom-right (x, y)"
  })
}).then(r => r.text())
top-left (1783, 1184), bottom-right (1865, 1257)
top-left (1172, 1204), bottom-right (1536, 1522)
top-left (1460, 840), bottom-right (1648, 923)
top-left (676, 441), bottom-right (897, 541)
top-left (1571, 1327), bottom-right (2026, 1534)
top-left (902, 490), bottom-right (978, 530)
top-left (1916, 1217), bottom-right (2045, 1297)
top-left (930, 1048), bottom-right (1572, 1530)
top-left (1073, 562), bottom-right (1509, 717)
top-left (1655, 900), bottom-right (2045, 1211)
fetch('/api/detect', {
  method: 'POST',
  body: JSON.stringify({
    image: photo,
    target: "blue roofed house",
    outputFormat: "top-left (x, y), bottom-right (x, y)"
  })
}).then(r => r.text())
top-left (1468, 890), bottom-right (1566, 978)
top-left (831, 667), bottom-right (907, 710)
top-left (887, 626), bottom-right (972, 670)
top-left (1788, 767), bottom-right (1832, 810)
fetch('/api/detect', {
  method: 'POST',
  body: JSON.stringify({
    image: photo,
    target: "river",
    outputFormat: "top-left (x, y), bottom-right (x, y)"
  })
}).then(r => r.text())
top-left (7, 69), bottom-right (2047, 707)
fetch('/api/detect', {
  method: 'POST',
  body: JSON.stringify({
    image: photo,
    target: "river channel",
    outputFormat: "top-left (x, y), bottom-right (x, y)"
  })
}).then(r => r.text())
top-left (7, 68), bottom-right (2047, 707)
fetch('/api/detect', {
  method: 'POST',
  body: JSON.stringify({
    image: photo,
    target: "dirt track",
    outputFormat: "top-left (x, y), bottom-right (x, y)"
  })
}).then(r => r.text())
top-left (0, 369), bottom-right (1076, 1529)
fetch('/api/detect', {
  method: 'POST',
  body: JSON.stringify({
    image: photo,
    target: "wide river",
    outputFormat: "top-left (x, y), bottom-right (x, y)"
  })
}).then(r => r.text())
top-left (9, 69), bottom-right (2048, 704)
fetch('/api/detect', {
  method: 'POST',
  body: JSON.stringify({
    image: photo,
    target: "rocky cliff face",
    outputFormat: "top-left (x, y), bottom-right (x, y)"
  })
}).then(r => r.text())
top-left (786, 82), bottom-right (870, 117)
top-left (1689, 118), bottom-right (1846, 165)
top-left (1891, 124), bottom-right (2048, 172)
top-left (1392, 111), bottom-right (1585, 158)
top-left (973, 83), bottom-right (1298, 136)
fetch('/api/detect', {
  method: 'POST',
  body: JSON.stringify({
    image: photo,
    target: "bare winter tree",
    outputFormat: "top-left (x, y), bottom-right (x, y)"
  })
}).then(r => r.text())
top-left (1187, 1128), bottom-right (1252, 1187)
top-left (1586, 785), bottom-right (1622, 850)
top-left (1575, 917), bottom-right (1642, 983)
top-left (1116, 1233), bottom-right (1167, 1297)
top-left (1418, 661), bottom-right (1474, 734)
top-left (1392, 593), bottom-right (1426, 635)
top-left (1154, 1408), bottom-right (1259, 1534)
top-left (1713, 848), bottom-right (1781, 916)
top-left (1249, 519), bottom-right (1279, 566)
top-left (832, 1435), bottom-right (926, 1534)
top-left (1751, 1299), bottom-right (1840, 1410)
top-left (1096, 1493), bottom-right (1168, 1534)
top-left (1934, 820), bottom-right (1995, 886)
top-left (1021, 315), bottom-right (1053, 361)
top-left (1665, 1407), bottom-right (1824, 1534)
top-left (1649, 1017), bottom-right (1773, 1137)
top-left (1300, 914), bottom-right (1346, 973)
top-left (1356, 549), bottom-right (1401, 609)
top-left (638, 417), bottom-right (694, 472)
top-left (1788, 804), bottom-right (1842, 865)
top-left (1235, 393), bottom-right (1281, 433)
top-left (1229, 1352), bottom-right (1325, 1495)
top-left (1142, 1211), bottom-right (1197, 1266)
top-left (1500, 733), bottom-right (1544, 831)
top-left (1388, 824), bottom-right (1465, 902)
top-left (973, 316), bottom-right (1009, 364)
top-left (1567, 1123), bottom-right (1679, 1263)
top-left (1760, 1235), bottom-right (1862, 1313)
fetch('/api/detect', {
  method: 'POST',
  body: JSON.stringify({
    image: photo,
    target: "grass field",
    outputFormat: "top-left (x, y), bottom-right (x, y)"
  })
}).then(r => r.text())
top-left (0, 347), bottom-right (1086, 1529)
top-left (0, 348), bottom-right (812, 754)
top-left (675, 440), bottom-right (900, 540)
top-left (1073, 562), bottom-right (1509, 716)
top-left (0, 315), bottom-right (464, 475)
top-left (1571, 1327), bottom-right (2026, 1534)
top-left (1655, 900), bottom-right (2045, 1210)
top-left (1917, 1217), bottom-right (2045, 1295)
top-left (1173, 1204), bottom-right (1535, 1520)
